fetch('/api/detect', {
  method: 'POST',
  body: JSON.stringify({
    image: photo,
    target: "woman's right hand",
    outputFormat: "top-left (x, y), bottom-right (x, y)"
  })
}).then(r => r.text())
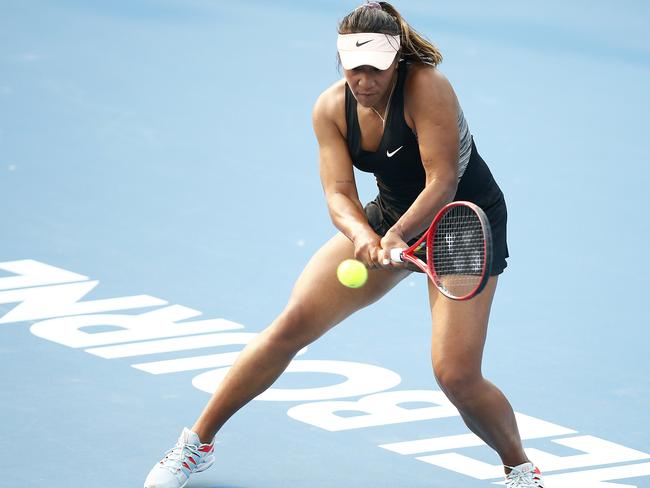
top-left (352, 230), bottom-right (383, 269)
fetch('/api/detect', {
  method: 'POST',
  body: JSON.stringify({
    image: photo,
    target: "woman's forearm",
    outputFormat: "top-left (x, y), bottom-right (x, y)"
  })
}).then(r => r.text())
top-left (326, 192), bottom-right (376, 242)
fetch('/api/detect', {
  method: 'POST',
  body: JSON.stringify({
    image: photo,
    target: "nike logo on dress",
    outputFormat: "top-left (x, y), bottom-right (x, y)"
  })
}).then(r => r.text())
top-left (387, 146), bottom-right (403, 158)
top-left (356, 40), bottom-right (372, 47)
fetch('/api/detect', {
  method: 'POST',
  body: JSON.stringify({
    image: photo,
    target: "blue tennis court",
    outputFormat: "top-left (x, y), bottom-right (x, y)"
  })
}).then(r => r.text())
top-left (1, 1), bottom-right (649, 487)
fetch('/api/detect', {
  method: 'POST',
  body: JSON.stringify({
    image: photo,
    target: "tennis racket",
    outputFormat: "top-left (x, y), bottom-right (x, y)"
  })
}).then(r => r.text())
top-left (390, 201), bottom-right (492, 300)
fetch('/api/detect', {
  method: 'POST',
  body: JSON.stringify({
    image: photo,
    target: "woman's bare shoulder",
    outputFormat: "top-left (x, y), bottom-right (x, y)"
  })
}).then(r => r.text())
top-left (313, 78), bottom-right (347, 133)
top-left (405, 63), bottom-right (454, 98)
top-left (403, 63), bottom-right (458, 124)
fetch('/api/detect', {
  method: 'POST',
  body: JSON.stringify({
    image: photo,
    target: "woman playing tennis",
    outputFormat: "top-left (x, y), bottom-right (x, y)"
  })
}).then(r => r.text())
top-left (145, 2), bottom-right (544, 487)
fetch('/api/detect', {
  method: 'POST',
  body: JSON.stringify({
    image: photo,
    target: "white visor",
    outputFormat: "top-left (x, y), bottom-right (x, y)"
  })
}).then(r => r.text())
top-left (337, 32), bottom-right (400, 70)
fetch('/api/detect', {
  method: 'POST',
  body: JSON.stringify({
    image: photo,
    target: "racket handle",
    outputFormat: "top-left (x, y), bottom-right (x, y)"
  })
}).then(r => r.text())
top-left (389, 248), bottom-right (404, 263)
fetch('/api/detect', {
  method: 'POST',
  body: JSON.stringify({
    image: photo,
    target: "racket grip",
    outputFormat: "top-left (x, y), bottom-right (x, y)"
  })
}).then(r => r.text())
top-left (389, 248), bottom-right (404, 263)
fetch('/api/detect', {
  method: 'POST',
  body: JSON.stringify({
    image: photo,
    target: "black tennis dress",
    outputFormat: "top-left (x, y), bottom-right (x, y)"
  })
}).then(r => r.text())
top-left (345, 61), bottom-right (509, 275)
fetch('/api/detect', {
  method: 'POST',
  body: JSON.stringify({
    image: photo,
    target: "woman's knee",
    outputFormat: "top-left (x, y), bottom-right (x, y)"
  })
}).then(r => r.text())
top-left (433, 359), bottom-right (483, 404)
top-left (263, 303), bottom-right (331, 353)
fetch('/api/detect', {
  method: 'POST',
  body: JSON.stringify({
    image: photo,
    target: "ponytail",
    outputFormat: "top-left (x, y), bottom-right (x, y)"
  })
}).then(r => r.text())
top-left (379, 2), bottom-right (443, 66)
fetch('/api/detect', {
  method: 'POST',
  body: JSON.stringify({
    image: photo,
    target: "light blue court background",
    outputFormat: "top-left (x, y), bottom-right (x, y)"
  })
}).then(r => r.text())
top-left (1, 1), bottom-right (649, 487)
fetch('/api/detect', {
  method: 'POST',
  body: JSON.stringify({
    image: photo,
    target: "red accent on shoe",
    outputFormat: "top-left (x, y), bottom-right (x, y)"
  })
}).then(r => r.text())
top-left (188, 457), bottom-right (196, 465)
top-left (198, 445), bottom-right (213, 453)
top-left (533, 467), bottom-right (543, 488)
top-left (182, 462), bottom-right (190, 470)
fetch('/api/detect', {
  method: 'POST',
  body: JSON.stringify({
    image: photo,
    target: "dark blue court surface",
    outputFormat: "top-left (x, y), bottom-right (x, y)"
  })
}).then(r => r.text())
top-left (1, 1), bottom-right (649, 487)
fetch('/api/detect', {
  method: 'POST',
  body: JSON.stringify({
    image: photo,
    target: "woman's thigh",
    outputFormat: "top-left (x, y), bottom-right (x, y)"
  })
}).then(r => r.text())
top-left (278, 232), bottom-right (411, 345)
top-left (428, 276), bottom-right (498, 376)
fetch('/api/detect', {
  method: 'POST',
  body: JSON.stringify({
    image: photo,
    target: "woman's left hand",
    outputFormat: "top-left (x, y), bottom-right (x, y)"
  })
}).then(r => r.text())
top-left (378, 230), bottom-right (409, 270)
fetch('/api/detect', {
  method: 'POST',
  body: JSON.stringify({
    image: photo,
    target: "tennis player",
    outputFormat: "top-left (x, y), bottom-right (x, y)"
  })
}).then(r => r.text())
top-left (144, 2), bottom-right (543, 487)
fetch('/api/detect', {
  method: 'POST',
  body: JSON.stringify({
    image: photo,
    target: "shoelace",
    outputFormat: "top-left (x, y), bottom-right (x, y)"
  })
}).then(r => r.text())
top-left (159, 441), bottom-right (202, 474)
top-left (505, 467), bottom-right (536, 488)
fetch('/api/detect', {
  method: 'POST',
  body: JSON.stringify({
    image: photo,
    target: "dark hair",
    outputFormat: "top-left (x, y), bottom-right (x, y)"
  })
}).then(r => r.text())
top-left (338, 1), bottom-right (443, 66)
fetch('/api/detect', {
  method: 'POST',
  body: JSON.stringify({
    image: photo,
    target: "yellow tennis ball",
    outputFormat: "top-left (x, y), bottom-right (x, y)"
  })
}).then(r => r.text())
top-left (337, 259), bottom-right (368, 288)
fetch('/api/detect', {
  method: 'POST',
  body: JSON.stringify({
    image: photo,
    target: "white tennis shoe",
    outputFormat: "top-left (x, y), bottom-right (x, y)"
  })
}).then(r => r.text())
top-left (144, 428), bottom-right (215, 488)
top-left (504, 462), bottom-right (544, 488)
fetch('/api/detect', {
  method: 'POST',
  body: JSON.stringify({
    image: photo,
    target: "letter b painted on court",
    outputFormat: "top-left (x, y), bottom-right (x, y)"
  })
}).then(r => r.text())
top-left (287, 389), bottom-right (459, 431)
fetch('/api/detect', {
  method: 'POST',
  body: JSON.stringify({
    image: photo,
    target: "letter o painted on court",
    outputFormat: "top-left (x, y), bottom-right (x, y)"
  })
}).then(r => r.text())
top-left (192, 359), bottom-right (402, 401)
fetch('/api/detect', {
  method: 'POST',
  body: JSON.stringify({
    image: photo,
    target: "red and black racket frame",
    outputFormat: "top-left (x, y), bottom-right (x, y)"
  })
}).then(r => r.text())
top-left (400, 201), bottom-right (493, 301)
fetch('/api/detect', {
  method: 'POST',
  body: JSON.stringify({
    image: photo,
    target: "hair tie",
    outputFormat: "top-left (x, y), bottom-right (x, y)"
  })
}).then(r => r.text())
top-left (355, 1), bottom-right (382, 11)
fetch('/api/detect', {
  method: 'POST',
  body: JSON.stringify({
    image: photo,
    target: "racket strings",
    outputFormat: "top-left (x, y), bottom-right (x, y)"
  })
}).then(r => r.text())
top-left (430, 205), bottom-right (486, 296)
